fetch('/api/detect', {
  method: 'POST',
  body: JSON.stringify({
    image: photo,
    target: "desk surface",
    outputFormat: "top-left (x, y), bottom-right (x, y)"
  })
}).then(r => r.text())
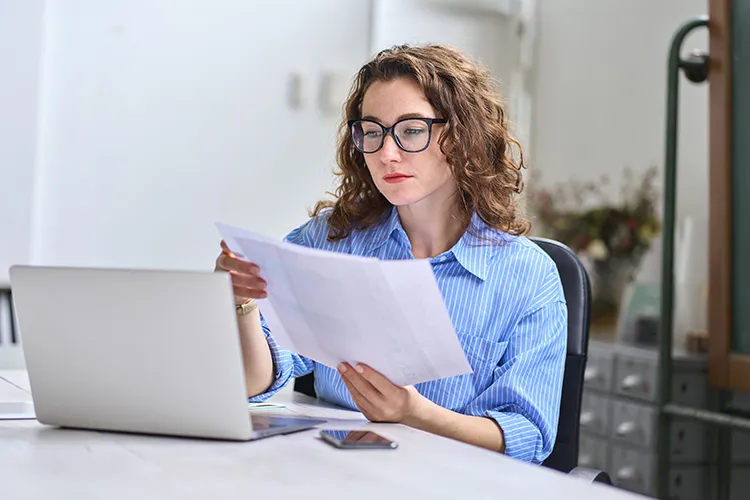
top-left (0, 371), bottom-right (646, 500)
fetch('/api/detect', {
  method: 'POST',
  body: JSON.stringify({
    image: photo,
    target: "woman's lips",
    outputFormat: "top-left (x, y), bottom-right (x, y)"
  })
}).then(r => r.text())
top-left (383, 173), bottom-right (412, 184)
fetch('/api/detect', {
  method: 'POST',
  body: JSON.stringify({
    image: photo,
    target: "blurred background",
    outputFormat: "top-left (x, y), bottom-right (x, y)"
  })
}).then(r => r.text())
top-left (0, 0), bottom-right (707, 298)
top-left (0, 0), bottom-right (711, 343)
top-left (3, 1), bottom-right (746, 498)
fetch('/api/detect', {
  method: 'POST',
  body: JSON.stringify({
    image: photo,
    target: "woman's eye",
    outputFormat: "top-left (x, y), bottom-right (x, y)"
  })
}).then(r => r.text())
top-left (363, 131), bottom-right (382, 138)
top-left (404, 128), bottom-right (426, 136)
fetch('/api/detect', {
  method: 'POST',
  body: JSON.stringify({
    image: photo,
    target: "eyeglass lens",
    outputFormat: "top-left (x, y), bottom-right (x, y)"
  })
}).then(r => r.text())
top-left (351, 119), bottom-right (433, 153)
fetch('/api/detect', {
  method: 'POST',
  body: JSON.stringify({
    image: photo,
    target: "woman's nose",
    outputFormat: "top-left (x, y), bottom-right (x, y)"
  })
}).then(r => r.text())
top-left (378, 133), bottom-right (402, 162)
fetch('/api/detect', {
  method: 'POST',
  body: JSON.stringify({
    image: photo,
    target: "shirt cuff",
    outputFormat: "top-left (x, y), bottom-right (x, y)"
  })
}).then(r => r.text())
top-left (487, 409), bottom-right (545, 463)
top-left (247, 327), bottom-right (292, 403)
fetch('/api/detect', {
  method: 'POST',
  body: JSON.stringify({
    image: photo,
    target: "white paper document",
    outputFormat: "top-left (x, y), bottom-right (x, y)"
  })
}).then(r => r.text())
top-left (216, 222), bottom-right (472, 386)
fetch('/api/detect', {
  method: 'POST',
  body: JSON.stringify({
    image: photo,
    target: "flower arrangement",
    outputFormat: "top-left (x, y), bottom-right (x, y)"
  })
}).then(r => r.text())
top-left (528, 166), bottom-right (662, 326)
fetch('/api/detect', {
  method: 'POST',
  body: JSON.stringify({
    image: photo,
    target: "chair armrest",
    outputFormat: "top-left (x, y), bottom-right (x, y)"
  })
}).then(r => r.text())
top-left (568, 466), bottom-right (613, 485)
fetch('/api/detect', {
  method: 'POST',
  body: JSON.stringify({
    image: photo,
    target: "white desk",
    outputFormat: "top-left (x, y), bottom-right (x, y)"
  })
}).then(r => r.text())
top-left (0, 371), bottom-right (647, 500)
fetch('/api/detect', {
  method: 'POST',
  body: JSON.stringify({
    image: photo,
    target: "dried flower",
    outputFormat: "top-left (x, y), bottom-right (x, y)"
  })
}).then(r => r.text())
top-left (587, 239), bottom-right (609, 260)
top-left (527, 166), bottom-right (661, 268)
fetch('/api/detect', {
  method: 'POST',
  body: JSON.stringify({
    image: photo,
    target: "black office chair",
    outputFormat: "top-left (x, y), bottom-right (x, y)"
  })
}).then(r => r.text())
top-left (530, 238), bottom-right (609, 483)
top-left (294, 237), bottom-right (610, 484)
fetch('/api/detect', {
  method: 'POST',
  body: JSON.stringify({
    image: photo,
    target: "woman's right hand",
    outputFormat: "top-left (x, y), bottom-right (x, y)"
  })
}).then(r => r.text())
top-left (214, 240), bottom-right (268, 305)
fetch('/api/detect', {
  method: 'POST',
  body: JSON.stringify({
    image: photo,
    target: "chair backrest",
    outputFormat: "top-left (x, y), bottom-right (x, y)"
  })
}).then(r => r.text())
top-left (531, 237), bottom-right (591, 472)
top-left (294, 237), bottom-right (591, 472)
top-left (294, 369), bottom-right (316, 398)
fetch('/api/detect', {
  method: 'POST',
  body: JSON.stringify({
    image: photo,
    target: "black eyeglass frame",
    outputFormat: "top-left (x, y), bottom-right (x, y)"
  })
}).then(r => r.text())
top-left (347, 117), bottom-right (447, 154)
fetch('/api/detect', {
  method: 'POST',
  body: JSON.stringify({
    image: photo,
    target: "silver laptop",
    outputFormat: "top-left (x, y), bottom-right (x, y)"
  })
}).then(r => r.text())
top-left (8, 265), bottom-right (325, 440)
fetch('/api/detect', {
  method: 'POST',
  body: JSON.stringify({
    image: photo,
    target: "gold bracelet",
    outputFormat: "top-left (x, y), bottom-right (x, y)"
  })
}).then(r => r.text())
top-left (236, 298), bottom-right (258, 316)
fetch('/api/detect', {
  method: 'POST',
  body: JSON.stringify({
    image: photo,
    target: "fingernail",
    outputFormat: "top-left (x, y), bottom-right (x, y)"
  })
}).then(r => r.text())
top-left (338, 363), bottom-right (347, 373)
top-left (355, 365), bottom-right (364, 374)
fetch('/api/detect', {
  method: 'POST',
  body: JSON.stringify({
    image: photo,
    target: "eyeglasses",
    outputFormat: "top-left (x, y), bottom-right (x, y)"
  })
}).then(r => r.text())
top-left (348, 117), bottom-right (447, 154)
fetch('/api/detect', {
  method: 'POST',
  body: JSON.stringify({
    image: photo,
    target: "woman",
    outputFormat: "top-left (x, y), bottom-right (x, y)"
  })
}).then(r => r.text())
top-left (215, 44), bottom-right (567, 464)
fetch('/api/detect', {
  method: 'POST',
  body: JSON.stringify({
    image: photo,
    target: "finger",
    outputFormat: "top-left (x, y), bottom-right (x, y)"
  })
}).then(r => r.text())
top-left (339, 363), bottom-right (385, 402)
top-left (228, 271), bottom-right (267, 291)
top-left (354, 364), bottom-right (400, 396)
top-left (339, 373), bottom-right (378, 416)
top-left (218, 253), bottom-right (260, 275)
top-left (220, 240), bottom-right (235, 257)
top-left (232, 285), bottom-right (267, 300)
top-left (222, 253), bottom-right (259, 274)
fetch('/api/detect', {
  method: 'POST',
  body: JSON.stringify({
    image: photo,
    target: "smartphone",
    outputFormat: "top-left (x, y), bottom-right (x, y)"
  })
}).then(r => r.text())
top-left (319, 429), bottom-right (398, 449)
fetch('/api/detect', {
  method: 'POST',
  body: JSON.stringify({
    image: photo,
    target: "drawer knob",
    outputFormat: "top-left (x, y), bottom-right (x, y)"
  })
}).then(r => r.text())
top-left (580, 411), bottom-right (595, 427)
top-left (584, 367), bottom-right (600, 382)
top-left (621, 374), bottom-right (645, 391)
top-left (616, 466), bottom-right (640, 483)
top-left (616, 421), bottom-right (638, 437)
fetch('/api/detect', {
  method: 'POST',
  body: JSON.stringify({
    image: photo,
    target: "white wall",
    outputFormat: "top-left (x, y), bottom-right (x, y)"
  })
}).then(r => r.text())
top-left (30, 0), bottom-right (371, 272)
top-left (371, 0), bottom-right (519, 88)
top-left (0, 0), bottom-right (45, 284)
top-left (6, 0), bottom-right (712, 341)
top-left (2, 0), bottom-right (527, 279)
top-left (531, 0), bottom-right (709, 334)
top-left (371, 0), bottom-right (530, 150)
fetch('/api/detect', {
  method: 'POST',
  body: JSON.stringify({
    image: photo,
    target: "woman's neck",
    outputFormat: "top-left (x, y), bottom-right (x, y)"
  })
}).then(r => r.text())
top-left (397, 201), bottom-right (467, 259)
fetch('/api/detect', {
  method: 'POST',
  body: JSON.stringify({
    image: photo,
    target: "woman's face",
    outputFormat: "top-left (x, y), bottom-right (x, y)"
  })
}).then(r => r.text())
top-left (359, 78), bottom-right (456, 209)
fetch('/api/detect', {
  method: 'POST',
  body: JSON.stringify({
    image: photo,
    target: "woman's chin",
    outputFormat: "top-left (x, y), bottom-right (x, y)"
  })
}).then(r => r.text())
top-left (383, 193), bottom-right (421, 207)
top-left (377, 185), bottom-right (420, 207)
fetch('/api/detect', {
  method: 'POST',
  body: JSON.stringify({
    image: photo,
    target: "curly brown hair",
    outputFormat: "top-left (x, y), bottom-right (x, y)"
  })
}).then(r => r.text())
top-left (312, 43), bottom-right (530, 241)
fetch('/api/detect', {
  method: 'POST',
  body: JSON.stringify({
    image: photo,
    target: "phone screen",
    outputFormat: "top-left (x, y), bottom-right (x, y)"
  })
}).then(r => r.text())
top-left (320, 430), bottom-right (398, 449)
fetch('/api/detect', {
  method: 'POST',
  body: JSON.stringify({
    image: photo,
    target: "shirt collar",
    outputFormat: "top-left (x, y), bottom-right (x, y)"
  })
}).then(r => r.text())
top-left (451, 213), bottom-right (502, 281)
top-left (368, 208), bottom-right (500, 281)
top-left (367, 206), bottom-right (407, 251)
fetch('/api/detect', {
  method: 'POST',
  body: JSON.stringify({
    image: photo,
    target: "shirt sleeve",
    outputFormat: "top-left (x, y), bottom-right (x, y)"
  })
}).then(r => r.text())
top-left (469, 299), bottom-right (567, 463)
top-left (247, 313), bottom-right (314, 402)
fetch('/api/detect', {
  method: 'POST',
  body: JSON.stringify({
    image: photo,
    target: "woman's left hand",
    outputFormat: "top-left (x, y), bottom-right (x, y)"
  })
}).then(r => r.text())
top-left (337, 362), bottom-right (423, 423)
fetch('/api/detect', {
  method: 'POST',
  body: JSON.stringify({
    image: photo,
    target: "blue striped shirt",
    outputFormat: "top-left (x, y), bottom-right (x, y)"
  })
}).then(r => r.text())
top-left (251, 207), bottom-right (567, 463)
